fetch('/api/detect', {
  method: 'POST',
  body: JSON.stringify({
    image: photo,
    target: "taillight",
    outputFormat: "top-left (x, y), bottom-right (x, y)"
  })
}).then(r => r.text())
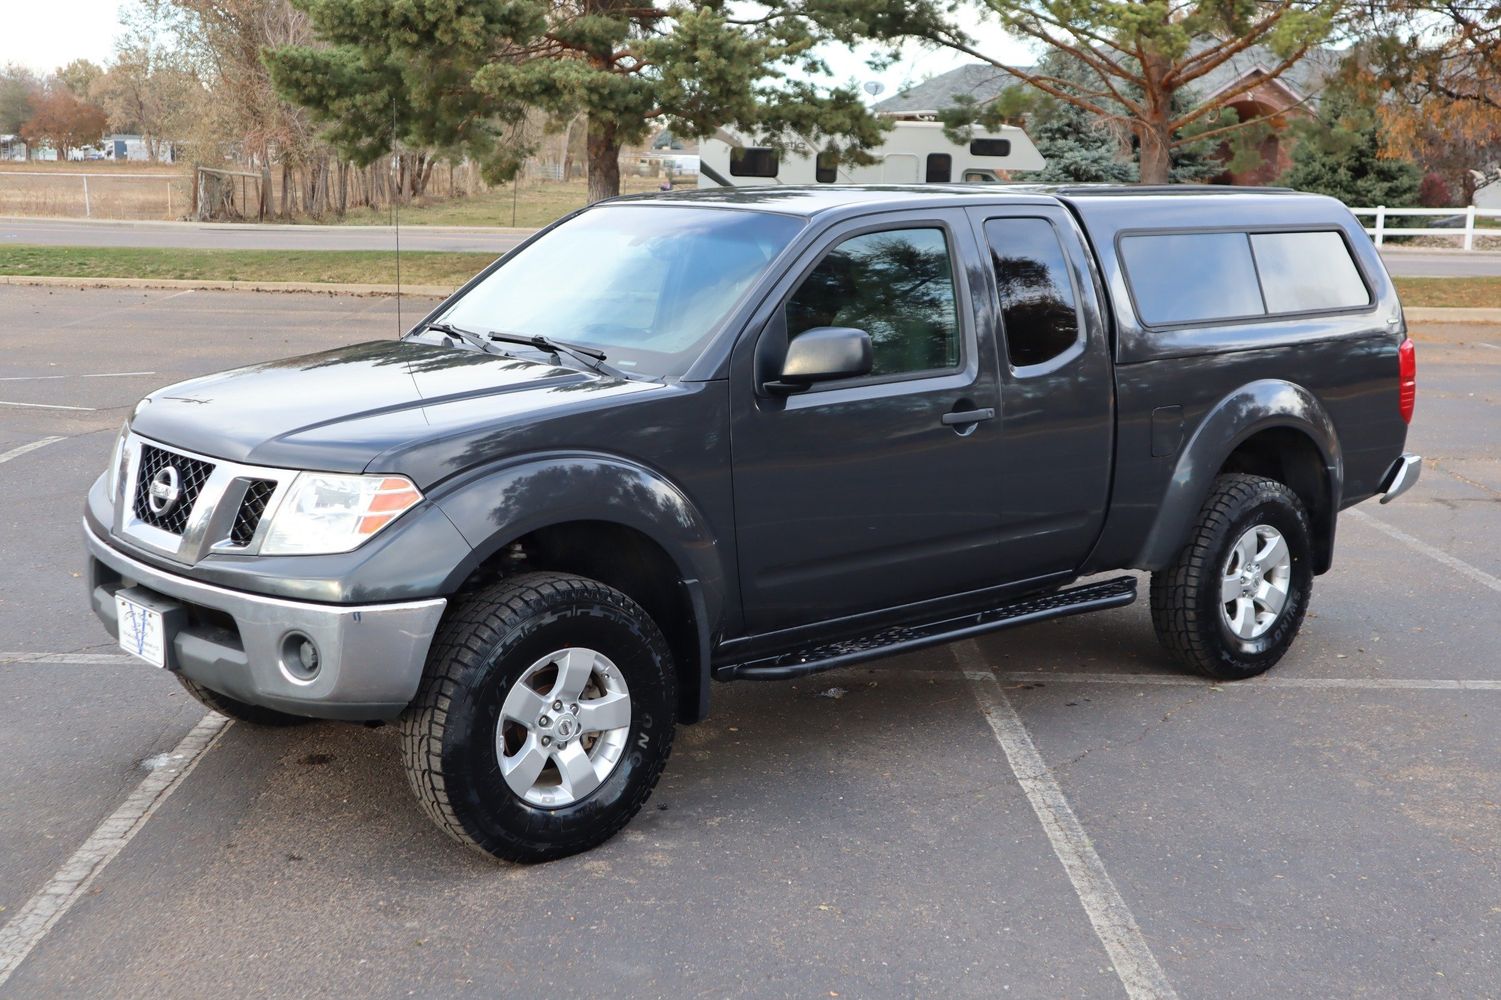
top-left (1398, 338), bottom-right (1416, 423)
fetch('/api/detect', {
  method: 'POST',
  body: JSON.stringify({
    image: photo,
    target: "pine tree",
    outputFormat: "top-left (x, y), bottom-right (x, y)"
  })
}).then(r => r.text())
top-left (1030, 101), bottom-right (1137, 184)
top-left (266, 1), bottom-right (934, 202)
top-left (1280, 98), bottom-right (1421, 207)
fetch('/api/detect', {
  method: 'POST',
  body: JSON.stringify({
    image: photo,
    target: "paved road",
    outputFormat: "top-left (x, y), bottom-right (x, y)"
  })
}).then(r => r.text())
top-left (2, 286), bottom-right (1500, 997)
top-left (3, 216), bottom-right (1500, 278)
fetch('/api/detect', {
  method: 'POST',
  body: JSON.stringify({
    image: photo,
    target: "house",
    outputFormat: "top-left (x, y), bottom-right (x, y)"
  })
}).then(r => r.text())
top-left (874, 45), bottom-right (1340, 185)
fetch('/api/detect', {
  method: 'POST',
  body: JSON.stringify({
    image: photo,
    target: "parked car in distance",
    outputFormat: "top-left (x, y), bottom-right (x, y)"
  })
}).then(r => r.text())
top-left (85, 185), bottom-right (1420, 862)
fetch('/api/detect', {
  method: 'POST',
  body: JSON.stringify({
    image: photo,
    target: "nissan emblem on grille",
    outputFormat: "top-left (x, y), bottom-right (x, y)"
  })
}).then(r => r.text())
top-left (147, 466), bottom-right (181, 515)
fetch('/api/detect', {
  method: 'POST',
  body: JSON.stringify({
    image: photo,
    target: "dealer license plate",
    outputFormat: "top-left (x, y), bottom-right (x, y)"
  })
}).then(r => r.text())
top-left (116, 593), bottom-right (166, 668)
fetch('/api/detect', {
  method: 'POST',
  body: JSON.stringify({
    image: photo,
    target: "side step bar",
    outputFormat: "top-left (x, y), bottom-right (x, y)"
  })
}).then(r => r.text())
top-left (715, 576), bottom-right (1138, 682)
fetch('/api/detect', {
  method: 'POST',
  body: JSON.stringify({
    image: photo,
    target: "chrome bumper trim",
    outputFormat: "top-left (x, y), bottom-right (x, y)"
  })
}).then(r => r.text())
top-left (85, 521), bottom-right (446, 718)
top-left (1379, 453), bottom-right (1421, 505)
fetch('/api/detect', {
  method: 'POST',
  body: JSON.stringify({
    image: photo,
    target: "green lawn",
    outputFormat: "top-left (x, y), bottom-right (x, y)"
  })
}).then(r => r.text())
top-left (2, 246), bottom-right (1498, 309)
top-left (0, 245), bottom-right (494, 287)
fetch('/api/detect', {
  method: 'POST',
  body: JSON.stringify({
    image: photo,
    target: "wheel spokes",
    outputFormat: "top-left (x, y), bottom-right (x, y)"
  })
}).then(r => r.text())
top-left (1256, 576), bottom-right (1289, 616)
top-left (501, 683), bottom-right (548, 725)
top-left (500, 737), bottom-right (550, 798)
top-left (1257, 530), bottom-right (1289, 569)
top-left (577, 689), bottom-right (631, 733)
top-left (554, 742), bottom-right (601, 799)
top-left (1221, 573), bottom-right (1244, 604)
top-left (552, 647), bottom-right (596, 702)
top-left (1228, 596), bottom-right (1258, 638)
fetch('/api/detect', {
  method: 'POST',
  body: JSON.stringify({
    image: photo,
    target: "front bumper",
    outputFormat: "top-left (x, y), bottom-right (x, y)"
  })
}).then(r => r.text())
top-left (85, 521), bottom-right (446, 720)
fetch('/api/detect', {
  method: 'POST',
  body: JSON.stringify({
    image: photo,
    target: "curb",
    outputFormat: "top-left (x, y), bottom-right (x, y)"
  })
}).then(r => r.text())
top-left (0, 275), bottom-right (454, 298)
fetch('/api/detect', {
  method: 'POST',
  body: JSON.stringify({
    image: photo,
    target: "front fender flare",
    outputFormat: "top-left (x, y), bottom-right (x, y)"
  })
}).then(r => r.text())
top-left (431, 451), bottom-right (724, 714)
top-left (1134, 380), bottom-right (1343, 572)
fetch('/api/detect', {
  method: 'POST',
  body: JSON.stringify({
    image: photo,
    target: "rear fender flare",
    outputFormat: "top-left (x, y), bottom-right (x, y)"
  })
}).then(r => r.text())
top-left (1135, 380), bottom-right (1343, 571)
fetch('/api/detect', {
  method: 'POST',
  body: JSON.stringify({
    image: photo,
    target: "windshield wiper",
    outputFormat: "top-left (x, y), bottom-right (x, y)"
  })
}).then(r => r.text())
top-left (418, 320), bottom-right (506, 356)
top-left (485, 331), bottom-right (627, 379)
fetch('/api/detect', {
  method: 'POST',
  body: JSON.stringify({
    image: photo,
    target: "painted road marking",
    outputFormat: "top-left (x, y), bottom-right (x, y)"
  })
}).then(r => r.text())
top-left (0, 371), bottom-right (157, 381)
top-left (0, 400), bottom-right (95, 412)
top-left (991, 671), bottom-right (1501, 691)
top-left (0, 712), bottom-right (230, 989)
top-left (956, 641), bottom-right (1179, 1000)
top-left (1, 652), bottom-right (137, 665)
top-left (1479, 343), bottom-right (1500, 350)
top-left (1349, 508), bottom-right (1501, 595)
top-left (0, 437), bottom-right (64, 465)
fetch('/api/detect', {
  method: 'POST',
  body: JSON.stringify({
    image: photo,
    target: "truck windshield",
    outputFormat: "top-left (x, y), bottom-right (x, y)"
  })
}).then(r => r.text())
top-left (436, 204), bottom-right (804, 377)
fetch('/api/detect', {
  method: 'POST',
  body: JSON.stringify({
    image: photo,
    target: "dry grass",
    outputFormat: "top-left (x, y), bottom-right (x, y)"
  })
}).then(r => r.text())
top-left (1393, 277), bottom-right (1501, 309)
top-left (335, 174), bottom-right (675, 228)
top-left (0, 166), bottom-right (190, 220)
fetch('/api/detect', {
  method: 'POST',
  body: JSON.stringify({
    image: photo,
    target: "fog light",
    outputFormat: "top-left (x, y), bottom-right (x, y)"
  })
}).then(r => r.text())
top-left (279, 631), bottom-right (321, 683)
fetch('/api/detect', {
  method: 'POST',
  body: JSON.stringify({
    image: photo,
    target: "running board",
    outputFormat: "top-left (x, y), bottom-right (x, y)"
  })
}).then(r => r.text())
top-left (715, 576), bottom-right (1138, 682)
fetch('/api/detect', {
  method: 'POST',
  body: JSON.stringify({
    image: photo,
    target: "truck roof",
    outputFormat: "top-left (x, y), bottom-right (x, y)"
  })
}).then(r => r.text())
top-left (611, 183), bottom-right (1326, 221)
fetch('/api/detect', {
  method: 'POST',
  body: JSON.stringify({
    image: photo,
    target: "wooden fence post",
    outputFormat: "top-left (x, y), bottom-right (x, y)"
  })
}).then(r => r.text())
top-left (1463, 205), bottom-right (1476, 251)
top-left (1374, 206), bottom-right (1386, 247)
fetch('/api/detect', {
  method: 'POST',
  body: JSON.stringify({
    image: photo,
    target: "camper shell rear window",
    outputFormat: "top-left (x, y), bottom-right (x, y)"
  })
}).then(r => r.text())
top-left (1118, 228), bottom-right (1372, 328)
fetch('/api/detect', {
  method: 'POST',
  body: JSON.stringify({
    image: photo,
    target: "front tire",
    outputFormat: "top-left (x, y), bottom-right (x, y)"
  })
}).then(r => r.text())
top-left (1150, 474), bottom-right (1314, 680)
top-left (400, 572), bottom-right (675, 863)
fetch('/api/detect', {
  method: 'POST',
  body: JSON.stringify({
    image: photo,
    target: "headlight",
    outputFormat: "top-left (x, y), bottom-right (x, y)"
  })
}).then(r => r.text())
top-left (261, 473), bottom-right (422, 555)
top-left (105, 421), bottom-right (129, 500)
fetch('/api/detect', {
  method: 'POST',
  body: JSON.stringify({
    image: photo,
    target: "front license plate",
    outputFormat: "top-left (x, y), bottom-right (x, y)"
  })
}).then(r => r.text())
top-left (116, 594), bottom-right (166, 668)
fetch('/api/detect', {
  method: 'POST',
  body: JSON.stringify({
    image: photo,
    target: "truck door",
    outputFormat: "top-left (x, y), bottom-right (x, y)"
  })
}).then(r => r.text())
top-left (965, 206), bottom-right (1114, 577)
top-left (729, 210), bottom-right (1009, 634)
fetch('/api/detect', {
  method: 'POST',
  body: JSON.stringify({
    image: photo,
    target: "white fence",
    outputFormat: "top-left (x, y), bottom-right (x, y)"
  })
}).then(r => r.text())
top-left (1351, 205), bottom-right (1501, 250)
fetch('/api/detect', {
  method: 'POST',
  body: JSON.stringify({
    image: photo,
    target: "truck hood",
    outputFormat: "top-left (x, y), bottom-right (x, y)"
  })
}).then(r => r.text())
top-left (129, 340), bottom-right (658, 480)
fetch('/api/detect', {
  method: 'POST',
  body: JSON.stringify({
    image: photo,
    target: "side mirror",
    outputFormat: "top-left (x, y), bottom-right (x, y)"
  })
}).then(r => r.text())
top-left (764, 327), bottom-right (873, 394)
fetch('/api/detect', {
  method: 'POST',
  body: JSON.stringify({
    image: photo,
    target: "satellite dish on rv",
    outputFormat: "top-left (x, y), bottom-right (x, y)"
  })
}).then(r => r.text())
top-left (863, 81), bottom-right (885, 97)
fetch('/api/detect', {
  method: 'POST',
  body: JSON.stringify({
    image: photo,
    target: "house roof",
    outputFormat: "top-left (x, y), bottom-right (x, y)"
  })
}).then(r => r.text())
top-left (874, 44), bottom-right (1341, 117)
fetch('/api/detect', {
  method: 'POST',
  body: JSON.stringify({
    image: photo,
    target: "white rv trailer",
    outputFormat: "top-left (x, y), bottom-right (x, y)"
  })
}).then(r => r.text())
top-left (697, 120), bottom-right (1045, 188)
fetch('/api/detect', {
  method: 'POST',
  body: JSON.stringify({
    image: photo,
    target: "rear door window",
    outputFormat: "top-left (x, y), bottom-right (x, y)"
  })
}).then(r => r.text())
top-left (983, 217), bottom-right (1082, 368)
top-left (1250, 231), bottom-right (1370, 312)
top-left (1119, 232), bottom-right (1265, 326)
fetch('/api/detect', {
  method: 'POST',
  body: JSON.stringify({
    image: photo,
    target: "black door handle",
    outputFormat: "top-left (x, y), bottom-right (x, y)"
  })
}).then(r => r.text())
top-left (941, 407), bottom-right (996, 427)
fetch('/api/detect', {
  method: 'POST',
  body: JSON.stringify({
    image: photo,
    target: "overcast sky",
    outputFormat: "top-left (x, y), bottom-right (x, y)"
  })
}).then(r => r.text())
top-left (0, 0), bottom-right (1034, 101)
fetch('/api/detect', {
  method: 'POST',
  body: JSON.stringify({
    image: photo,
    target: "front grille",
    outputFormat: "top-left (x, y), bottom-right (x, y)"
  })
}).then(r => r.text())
top-left (230, 479), bottom-right (277, 546)
top-left (133, 445), bottom-right (215, 535)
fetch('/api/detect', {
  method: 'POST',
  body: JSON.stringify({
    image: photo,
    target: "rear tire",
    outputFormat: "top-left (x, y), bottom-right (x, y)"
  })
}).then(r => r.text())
top-left (1150, 474), bottom-right (1314, 680)
top-left (176, 675), bottom-right (310, 726)
top-left (400, 572), bottom-right (675, 863)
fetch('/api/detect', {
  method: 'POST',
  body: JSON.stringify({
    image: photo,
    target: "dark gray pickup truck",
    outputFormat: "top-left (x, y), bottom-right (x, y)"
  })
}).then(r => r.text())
top-left (85, 185), bottom-right (1420, 861)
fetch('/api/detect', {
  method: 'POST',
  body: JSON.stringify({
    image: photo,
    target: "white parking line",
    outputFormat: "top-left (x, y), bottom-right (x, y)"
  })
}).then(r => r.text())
top-left (0, 712), bottom-right (230, 989)
top-left (0, 371), bottom-right (156, 381)
top-left (1348, 508), bottom-right (1501, 595)
top-left (1, 652), bottom-right (136, 665)
top-left (956, 641), bottom-right (1179, 1000)
top-left (0, 400), bottom-right (95, 412)
top-left (1479, 343), bottom-right (1500, 350)
top-left (0, 437), bottom-right (64, 465)
top-left (993, 671), bottom-right (1501, 691)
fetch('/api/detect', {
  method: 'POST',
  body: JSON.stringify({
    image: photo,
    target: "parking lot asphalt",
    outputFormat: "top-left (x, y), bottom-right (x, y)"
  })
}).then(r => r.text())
top-left (1, 286), bottom-right (1499, 999)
